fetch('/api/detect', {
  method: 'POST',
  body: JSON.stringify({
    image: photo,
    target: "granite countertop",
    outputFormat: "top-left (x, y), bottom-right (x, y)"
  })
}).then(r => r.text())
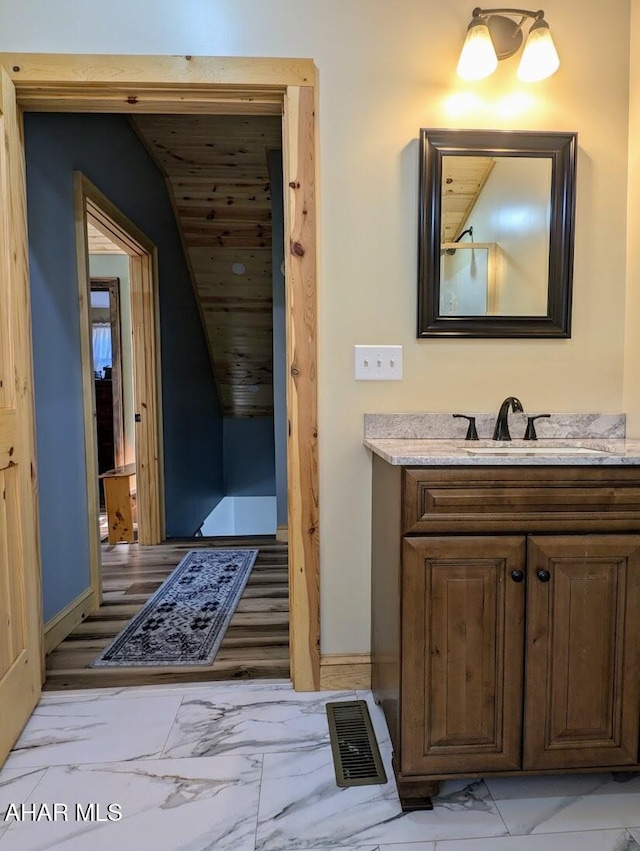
top-left (363, 412), bottom-right (640, 465)
top-left (364, 436), bottom-right (640, 466)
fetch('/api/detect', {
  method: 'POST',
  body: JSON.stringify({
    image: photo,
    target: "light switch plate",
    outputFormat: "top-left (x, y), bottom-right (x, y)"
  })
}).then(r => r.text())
top-left (354, 345), bottom-right (403, 380)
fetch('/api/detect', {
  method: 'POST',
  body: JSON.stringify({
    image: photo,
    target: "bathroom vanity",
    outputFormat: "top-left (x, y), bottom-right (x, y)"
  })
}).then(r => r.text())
top-left (366, 414), bottom-right (640, 811)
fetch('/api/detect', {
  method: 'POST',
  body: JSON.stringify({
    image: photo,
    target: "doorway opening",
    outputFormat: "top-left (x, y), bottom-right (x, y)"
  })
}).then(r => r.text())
top-left (38, 114), bottom-right (290, 689)
top-left (78, 172), bottom-right (164, 556)
top-left (90, 274), bottom-right (130, 542)
top-left (1, 56), bottom-right (319, 724)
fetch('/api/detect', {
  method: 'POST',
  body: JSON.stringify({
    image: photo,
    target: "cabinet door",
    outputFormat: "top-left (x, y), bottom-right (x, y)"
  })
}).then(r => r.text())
top-left (525, 535), bottom-right (640, 770)
top-left (401, 536), bottom-right (525, 775)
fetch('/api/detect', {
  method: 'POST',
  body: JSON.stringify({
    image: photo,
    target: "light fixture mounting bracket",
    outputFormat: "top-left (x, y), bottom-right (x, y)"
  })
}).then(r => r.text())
top-left (472, 7), bottom-right (546, 60)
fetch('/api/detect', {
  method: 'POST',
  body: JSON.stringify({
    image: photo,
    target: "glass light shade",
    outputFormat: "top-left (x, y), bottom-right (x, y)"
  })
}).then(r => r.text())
top-left (457, 18), bottom-right (498, 81)
top-left (517, 20), bottom-right (560, 82)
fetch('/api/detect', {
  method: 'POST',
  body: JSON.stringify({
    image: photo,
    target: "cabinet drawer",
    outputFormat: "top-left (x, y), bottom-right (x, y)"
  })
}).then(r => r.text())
top-left (403, 467), bottom-right (640, 534)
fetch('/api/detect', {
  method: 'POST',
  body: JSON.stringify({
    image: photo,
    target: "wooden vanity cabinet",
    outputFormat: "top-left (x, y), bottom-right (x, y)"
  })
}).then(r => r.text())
top-left (371, 457), bottom-right (640, 811)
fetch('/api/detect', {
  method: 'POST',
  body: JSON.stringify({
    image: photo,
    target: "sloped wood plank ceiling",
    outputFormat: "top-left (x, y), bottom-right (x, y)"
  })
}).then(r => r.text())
top-left (131, 114), bottom-right (282, 417)
top-left (441, 156), bottom-right (495, 243)
top-left (87, 221), bottom-right (126, 254)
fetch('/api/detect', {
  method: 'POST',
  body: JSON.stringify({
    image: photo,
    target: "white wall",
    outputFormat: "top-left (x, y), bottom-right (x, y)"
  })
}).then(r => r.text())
top-left (467, 158), bottom-right (551, 315)
top-left (201, 496), bottom-right (276, 536)
top-left (625, 0), bottom-right (640, 435)
top-left (89, 254), bottom-right (135, 465)
top-left (0, 0), bottom-right (632, 654)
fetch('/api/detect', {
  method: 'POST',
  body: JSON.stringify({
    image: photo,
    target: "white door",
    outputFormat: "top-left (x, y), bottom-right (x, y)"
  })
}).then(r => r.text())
top-left (0, 67), bottom-right (43, 765)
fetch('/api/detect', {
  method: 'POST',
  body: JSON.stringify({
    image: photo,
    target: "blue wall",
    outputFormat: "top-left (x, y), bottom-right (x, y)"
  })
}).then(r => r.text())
top-left (223, 417), bottom-right (276, 497)
top-left (24, 113), bottom-right (224, 622)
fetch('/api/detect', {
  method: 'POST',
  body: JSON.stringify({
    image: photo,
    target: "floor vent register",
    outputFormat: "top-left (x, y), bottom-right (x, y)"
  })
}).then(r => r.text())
top-left (325, 700), bottom-right (388, 787)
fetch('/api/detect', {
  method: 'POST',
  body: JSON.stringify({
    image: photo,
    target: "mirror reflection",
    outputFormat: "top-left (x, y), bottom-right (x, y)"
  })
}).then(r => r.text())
top-left (440, 155), bottom-right (552, 317)
top-left (417, 129), bottom-right (577, 339)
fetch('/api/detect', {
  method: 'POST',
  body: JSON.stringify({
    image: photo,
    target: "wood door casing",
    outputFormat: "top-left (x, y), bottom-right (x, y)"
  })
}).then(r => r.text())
top-left (524, 535), bottom-right (640, 769)
top-left (401, 536), bottom-right (525, 775)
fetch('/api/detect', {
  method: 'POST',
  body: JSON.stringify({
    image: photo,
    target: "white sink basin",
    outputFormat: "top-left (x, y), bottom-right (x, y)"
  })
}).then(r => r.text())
top-left (464, 446), bottom-right (608, 455)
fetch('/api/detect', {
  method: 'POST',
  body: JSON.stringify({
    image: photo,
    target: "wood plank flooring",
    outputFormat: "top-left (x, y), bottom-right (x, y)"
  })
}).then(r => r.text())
top-left (44, 536), bottom-right (289, 690)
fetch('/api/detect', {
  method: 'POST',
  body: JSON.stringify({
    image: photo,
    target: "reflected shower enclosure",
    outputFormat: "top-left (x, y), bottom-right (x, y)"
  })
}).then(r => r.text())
top-left (440, 243), bottom-right (497, 316)
top-left (439, 156), bottom-right (551, 317)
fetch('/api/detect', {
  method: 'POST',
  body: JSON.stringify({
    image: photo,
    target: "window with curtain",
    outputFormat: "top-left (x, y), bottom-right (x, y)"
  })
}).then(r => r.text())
top-left (92, 322), bottom-right (112, 377)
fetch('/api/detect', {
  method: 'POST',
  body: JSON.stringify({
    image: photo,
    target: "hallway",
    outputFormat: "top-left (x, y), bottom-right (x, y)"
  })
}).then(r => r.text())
top-left (44, 537), bottom-right (289, 690)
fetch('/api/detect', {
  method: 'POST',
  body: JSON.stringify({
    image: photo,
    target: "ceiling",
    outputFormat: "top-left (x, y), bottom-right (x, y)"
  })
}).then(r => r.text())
top-left (131, 113), bottom-right (282, 417)
top-left (87, 222), bottom-right (125, 254)
top-left (441, 156), bottom-right (495, 243)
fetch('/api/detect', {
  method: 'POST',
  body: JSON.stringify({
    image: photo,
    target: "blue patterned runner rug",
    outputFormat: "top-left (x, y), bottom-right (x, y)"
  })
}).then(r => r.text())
top-left (92, 548), bottom-right (258, 667)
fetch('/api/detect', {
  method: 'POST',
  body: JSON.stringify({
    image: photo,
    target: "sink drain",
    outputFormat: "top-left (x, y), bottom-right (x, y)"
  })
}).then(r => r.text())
top-left (326, 700), bottom-right (387, 787)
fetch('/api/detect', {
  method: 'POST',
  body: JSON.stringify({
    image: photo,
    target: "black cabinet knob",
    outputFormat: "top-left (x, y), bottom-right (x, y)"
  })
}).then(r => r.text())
top-left (510, 569), bottom-right (525, 583)
top-left (537, 569), bottom-right (551, 583)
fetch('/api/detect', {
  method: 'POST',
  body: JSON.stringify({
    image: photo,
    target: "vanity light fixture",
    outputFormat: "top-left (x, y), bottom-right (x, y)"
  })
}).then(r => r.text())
top-left (457, 7), bottom-right (560, 83)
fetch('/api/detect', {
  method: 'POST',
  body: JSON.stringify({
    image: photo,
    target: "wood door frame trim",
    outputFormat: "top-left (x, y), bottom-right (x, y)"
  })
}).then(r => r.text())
top-left (76, 173), bottom-right (164, 561)
top-left (90, 277), bottom-right (125, 469)
top-left (3, 52), bottom-right (320, 691)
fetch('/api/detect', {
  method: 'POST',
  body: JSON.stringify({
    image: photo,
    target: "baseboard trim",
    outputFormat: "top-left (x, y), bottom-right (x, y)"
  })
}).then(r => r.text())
top-left (276, 524), bottom-right (288, 543)
top-left (319, 653), bottom-right (371, 690)
top-left (44, 587), bottom-right (97, 655)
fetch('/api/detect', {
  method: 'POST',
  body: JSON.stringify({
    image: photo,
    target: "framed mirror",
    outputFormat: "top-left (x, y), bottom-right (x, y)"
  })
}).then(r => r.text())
top-left (417, 129), bottom-right (577, 338)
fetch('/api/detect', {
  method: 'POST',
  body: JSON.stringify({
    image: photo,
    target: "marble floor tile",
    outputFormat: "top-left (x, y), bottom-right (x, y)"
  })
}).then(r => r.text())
top-left (286, 847), bottom-right (380, 851)
top-left (486, 773), bottom-right (640, 835)
top-left (120, 679), bottom-right (290, 698)
top-left (37, 679), bottom-right (291, 704)
top-left (0, 755), bottom-right (261, 851)
top-left (382, 828), bottom-right (640, 849)
top-left (0, 768), bottom-right (48, 842)
top-left (161, 684), bottom-right (356, 758)
top-left (36, 690), bottom-right (125, 703)
top-left (0, 768), bottom-right (47, 820)
top-left (6, 679), bottom-right (639, 849)
top-left (4, 694), bottom-right (183, 769)
top-left (255, 747), bottom-right (508, 850)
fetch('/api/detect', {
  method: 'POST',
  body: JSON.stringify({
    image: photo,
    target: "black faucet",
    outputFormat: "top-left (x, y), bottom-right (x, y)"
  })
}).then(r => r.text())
top-left (493, 396), bottom-right (524, 441)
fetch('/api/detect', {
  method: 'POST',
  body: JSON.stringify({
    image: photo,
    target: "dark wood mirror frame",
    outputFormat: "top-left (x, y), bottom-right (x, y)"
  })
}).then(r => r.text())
top-left (417, 129), bottom-right (577, 338)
